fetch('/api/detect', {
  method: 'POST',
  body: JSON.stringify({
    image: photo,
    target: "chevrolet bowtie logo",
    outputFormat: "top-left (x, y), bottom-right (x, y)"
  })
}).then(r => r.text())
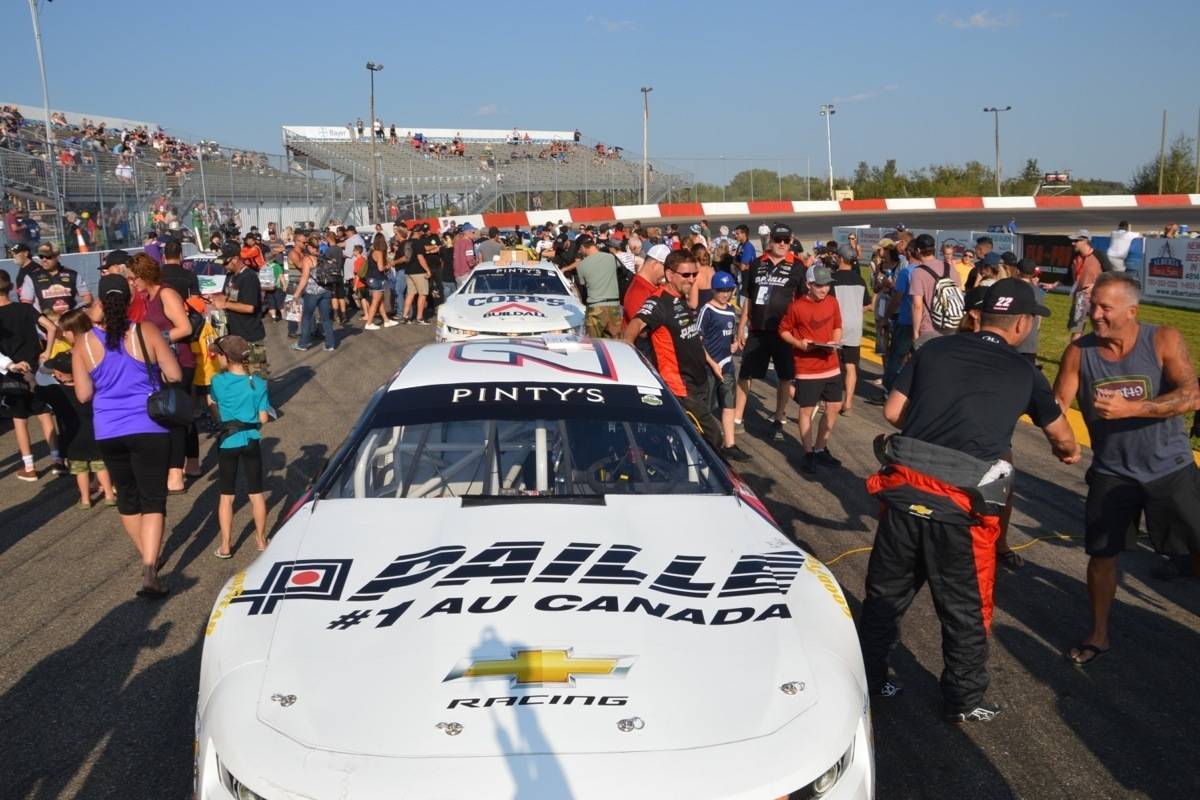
top-left (444, 649), bottom-right (635, 687)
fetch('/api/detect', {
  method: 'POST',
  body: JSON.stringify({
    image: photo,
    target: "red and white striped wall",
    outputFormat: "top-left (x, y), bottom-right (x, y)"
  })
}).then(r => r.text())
top-left (409, 194), bottom-right (1200, 232)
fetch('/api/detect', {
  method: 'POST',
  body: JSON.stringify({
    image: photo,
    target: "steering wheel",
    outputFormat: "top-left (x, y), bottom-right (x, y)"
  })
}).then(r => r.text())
top-left (584, 452), bottom-right (680, 495)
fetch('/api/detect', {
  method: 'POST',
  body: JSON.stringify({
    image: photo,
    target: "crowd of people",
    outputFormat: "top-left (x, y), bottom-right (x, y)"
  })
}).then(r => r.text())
top-left (2, 212), bottom-right (1197, 727)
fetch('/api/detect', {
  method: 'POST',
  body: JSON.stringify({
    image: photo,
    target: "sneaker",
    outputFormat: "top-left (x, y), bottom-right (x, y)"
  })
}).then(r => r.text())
top-left (723, 444), bottom-right (751, 462)
top-left (873, 680), bottom-right (904, 699)
top-left (734, 418), bottom-right (744, 429)
top-left (383, 319), bottom-right (400, 328)
top-left (814, 448), bottom-right (842, 467)
top-left (323, 345), bottom-right (336, 352)
top-left (15, 467), bottom-right (38, 482)
top-left (417, 319), bottom-right (429, 326)
top-left (770, 419), bottom-right (784, 441)
top-left (364, 323), bottom-right (381, 330)
top-left (291, 344), bottom-right (310, 351)
top-left (945, 701), bottom-right (1002, 724)
top-left (50, 461), bottom-right (69, 477)
top-left (801, 452), bottom-right (817, 474)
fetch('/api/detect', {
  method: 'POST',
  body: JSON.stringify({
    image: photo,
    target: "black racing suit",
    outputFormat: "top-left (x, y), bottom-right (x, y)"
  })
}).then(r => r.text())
top-left (858, 447), bottom-right (1004, 713)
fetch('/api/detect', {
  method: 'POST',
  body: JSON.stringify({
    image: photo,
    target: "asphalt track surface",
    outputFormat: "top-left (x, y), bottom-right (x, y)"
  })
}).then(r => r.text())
top-left (2, 319), bottom-right (1199, 800)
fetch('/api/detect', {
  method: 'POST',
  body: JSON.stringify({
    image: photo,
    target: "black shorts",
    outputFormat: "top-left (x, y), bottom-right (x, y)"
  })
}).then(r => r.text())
top-left (327, 279), bottom-right (346, 300)
top-left (1085, 465), bottom-right (1200, 557)
top-left (792, 376), bottom-right (844, 407)
top-left (217, 439), bottom-right (264, 495)
top-left (738, 331), bottom-right (795, 381)
top-left (0, 389), bottom-right (49, 420)
top-left (840, 345), bottom-right (861, 368)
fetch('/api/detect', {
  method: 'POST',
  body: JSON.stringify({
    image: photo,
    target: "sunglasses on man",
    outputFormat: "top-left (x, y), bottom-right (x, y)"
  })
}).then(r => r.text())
top-left (771, 235), bottom-right (791, 244)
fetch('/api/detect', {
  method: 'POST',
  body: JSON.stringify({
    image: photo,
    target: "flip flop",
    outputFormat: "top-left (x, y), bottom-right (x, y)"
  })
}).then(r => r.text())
top-left (1067, 643), bottom-right (1110, 666)
top-left (214, 549), bottom-right (233, 560)
top-left (136, 586), bottom-right (169, 600)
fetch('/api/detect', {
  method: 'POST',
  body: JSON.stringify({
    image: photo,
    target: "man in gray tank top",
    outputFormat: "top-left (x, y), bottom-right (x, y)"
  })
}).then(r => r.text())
top-left (1053, 272), bottom-right (1200, 666)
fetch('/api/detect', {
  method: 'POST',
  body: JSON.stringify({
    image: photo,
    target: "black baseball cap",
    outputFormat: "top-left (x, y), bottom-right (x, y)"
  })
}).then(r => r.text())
top-left (44, 352), bottom-right (73, 374)
top-left (98, 273), bottom-right (131, 301)
top-left (1017, 258), bottom-right (1037, 276)
top-left (771, 223), bottom-right (792, 239)
top-left (103, 249), bottom-right (131, 269)
top-left (964, 286), bottom-right (987, 312)
top-left (575, 234), bottom-right (596, 249)
top-left (217, 242), bottom-right (241, 263)
top-left (10, 242), bottom-right (30, 255)
top-left (982, 278), bottom-right (1050, 316)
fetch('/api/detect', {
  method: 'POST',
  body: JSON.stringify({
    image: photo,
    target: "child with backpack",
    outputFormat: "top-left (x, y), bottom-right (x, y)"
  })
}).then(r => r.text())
top-left (208, 335), bottom-right (271, 557)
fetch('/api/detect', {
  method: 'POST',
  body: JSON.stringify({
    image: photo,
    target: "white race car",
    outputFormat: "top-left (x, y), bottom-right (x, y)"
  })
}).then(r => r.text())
top-left (197, 337), bottom-right (874, 800)
top-left (436, 264), bottom-right (585, 341)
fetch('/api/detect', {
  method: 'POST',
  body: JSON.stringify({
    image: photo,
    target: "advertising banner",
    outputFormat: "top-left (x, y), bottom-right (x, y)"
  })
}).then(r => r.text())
top-left (1139, 237), bottom-right (1200, 310)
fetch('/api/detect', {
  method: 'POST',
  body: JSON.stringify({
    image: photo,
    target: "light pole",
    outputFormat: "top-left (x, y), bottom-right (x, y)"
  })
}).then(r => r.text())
top-left (983, 105), bottom-right (1011, 196)
top-left (819, 104), bottom-right (836, 200)
top-left (366, 61), bottom-right (384, 223)
top-left (27, 0), bottom-right (65, 249)
top-left (640, 86), bottom-right (652, 204)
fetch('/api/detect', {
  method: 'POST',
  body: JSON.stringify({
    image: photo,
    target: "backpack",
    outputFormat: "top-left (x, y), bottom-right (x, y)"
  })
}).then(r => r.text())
top-left (314, 252), bottom-right (342, 286)
top-left (918, 263), bottom-right (965, 330)
top-left (615, 254), bottom-right (633, 301)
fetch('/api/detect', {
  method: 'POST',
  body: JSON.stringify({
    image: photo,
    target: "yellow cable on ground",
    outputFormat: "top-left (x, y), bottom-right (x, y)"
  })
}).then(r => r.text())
top-left (821, 533), bottom-right (1083, 565)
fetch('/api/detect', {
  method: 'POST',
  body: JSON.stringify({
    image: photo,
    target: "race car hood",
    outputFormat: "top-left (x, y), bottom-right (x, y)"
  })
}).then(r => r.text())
top-left (440, 294), bottom-right (584, 334)
top-left (254, 497), bottom-right (836, 758)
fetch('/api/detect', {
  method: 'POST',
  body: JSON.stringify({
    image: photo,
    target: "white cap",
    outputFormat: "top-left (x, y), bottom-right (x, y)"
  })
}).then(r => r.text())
top-left (645, 244), bottom-right (672, 264)
top-left (719, 225), bottom-right (729, 236)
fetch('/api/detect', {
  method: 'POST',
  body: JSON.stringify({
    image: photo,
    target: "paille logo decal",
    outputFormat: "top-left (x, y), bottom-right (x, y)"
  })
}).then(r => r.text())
top-left (444, 649), bottom-right (635, 687)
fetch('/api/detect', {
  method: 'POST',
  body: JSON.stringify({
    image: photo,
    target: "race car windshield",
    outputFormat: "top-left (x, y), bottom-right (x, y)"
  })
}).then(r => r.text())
top-left (464, 269), bottom-right (568, 296)
top-left (323, 384), bottom-right (731, 499)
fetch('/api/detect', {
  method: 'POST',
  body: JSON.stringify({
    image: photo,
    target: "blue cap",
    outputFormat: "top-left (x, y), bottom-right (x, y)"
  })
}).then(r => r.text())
top-left (458, 222), bottom-right (476, 232)
top-left (711, 271), bottom-right (736, 291)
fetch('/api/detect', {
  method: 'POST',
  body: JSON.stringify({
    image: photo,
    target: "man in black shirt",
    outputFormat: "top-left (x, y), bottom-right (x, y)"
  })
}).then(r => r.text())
top-left (736, 223), bottom-right (807, 440)
top-left (624, 250), bottom-right (725, 453)
top-left (860, 278), bottom-right (1079, 723)
top-left (212, 243), bottom-right (268, 376)
top-left (160, 239), bottom-right (200, 301)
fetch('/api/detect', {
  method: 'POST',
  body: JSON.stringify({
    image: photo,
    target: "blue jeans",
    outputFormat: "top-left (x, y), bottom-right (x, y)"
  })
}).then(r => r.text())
top-left (300, 289), bottom-right (336, 349)
top-left (882, 323), bottom-right (913, 393)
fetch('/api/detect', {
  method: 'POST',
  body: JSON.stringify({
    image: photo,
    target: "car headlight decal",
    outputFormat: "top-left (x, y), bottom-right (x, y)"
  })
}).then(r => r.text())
top-left (218, 757), bottom-right (268, 800)
top-left (777, 738), bottom-right (855, 799)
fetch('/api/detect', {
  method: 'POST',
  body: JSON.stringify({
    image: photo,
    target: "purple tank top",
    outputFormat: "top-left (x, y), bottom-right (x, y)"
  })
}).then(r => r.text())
top-left (143, 288), bottom-right (195, 368)
top-left (89, 326), bottom-right (168, 439)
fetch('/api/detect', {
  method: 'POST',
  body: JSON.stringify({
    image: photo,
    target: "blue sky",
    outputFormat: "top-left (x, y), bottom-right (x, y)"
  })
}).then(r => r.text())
top-left (1, 0), bottom-right (1194, 185)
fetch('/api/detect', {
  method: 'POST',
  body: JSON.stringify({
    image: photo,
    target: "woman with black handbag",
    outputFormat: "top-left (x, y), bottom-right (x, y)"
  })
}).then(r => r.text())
top-left (72, 274), bottom-right (181, 600)
top-left (129, 254), bottom-right (196, 493)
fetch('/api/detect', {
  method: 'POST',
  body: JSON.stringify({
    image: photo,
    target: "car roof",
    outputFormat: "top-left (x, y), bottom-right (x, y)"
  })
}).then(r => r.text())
top-left (388, 337), bottom-right (662, 392)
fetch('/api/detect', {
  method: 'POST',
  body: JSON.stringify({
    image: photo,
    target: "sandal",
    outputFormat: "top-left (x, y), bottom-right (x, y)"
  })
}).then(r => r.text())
top-left (1066, 643), bottom-right (1110, 666)
top-left (998, 549), bottom-right (1025, 569)
top-left (214, 548), bottom-right (233, 560)
top-left (77, 501), bottom-right (93, 510)
top-left (136, 585), bottom-right (170, 600)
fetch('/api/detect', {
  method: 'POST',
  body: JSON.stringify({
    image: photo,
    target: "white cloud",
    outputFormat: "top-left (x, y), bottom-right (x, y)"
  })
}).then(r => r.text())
top-left (475, 104), bottom-right (498, 117)
top-left (939, 10), bottom-right (1018, 29)
top-left (584, 15), bottom-right (637, 32)
top-left (832, 85), bottom-right (900, 104)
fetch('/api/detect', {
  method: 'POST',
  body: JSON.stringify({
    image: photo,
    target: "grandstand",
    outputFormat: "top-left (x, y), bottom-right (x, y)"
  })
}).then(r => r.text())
top-left (282, 125), bottom-right (692, 219)
top-left (1, 105), bottom-right (690, 250)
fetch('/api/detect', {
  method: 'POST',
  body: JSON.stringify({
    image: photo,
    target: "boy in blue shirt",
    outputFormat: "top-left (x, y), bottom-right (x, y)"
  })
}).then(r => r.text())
top-left (697, 271), bottom-right (750, 461)
top-left (209, 335), bottom-right (271, 557)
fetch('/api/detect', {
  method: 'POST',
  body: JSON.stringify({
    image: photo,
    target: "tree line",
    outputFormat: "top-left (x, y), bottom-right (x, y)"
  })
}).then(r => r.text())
top-left (685, 138), bottom-right (1199, 201)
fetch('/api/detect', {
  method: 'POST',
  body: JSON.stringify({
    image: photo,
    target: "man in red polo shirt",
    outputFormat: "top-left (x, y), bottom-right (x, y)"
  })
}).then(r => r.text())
top-left (622, 243), bottom-right (669, 360)
top-left (779, 264), bottom-right (844, 474)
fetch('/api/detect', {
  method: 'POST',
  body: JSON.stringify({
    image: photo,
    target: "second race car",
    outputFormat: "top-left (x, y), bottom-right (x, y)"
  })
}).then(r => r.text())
top-left (435, 264), bottom-right (585, 341)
